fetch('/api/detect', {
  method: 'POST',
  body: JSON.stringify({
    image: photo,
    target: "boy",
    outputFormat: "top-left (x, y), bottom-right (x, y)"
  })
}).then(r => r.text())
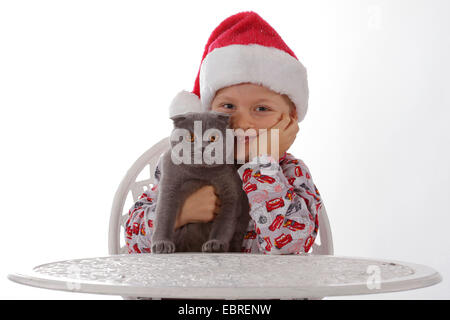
top-left (124, 11), bottom-right (322, 255)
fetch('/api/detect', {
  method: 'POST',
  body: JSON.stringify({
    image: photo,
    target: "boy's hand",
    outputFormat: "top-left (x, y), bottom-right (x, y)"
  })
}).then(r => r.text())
top-left (247, 113), bottom-right (299, 162)
top-left (269, 113), bottom-right (299, 161)
top-left (174, 185), bottom-right (220, 230)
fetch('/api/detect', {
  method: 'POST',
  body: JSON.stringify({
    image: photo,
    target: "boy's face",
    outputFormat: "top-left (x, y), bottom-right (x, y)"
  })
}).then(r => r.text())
top-left (211, 82), bottom-right (297, 130)
top-left (211, 82), bottom-right (298, 161)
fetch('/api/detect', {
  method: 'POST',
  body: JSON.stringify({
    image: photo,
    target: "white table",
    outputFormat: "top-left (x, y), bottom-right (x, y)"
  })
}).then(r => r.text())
top-left (8, 253), bottom-right (442, 299)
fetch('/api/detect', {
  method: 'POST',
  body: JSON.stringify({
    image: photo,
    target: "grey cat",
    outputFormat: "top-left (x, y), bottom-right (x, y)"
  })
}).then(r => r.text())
top-left (151, 111), bottom-right (251, 253)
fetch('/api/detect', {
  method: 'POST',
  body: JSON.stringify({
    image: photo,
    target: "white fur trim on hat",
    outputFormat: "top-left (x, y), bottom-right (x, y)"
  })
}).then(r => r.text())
top-left (199, 44), bottom-right (309, 122)
top-left (169, 90), bottom-right (202, 118)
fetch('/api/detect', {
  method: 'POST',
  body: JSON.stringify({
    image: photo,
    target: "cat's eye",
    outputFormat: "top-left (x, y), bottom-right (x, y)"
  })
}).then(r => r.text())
top-left (185, 132), bottom-right (195, 142)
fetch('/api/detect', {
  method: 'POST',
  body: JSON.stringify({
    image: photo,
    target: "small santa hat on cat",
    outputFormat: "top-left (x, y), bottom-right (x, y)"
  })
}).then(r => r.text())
top-left (169, 11), bottom-right (309, 123)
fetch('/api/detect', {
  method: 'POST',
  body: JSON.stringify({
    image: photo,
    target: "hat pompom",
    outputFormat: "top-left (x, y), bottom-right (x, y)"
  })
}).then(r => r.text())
top-left (169, 90), bottom-right (202, 117)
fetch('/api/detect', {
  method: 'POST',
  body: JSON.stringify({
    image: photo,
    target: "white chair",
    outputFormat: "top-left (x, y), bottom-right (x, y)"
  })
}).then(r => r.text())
top-left (109, 137), bottom-right (170, 255)
top-left (108, 137), bottom-right (334, 298)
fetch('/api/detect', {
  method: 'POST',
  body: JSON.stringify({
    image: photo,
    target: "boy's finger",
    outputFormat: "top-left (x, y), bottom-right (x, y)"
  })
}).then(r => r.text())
top-left (271, 113), bottom-right (290, 130)
top-left (272, 115), bottom-right (293, 138)
top-left (209, 185), bottom-right (220, 198)
top-left (285, 118), bottom-right (299, 136)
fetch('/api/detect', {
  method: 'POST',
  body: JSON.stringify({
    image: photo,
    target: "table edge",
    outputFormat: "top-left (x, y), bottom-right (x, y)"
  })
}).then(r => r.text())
top-left (7, 254), bottom-right (443, 299)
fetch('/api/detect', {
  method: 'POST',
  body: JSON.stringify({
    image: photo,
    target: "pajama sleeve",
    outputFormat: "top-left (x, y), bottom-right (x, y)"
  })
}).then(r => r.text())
top-left (237, 153), bottom-right (322, 254)
top-left (123, 156), bottom-right (162, 254)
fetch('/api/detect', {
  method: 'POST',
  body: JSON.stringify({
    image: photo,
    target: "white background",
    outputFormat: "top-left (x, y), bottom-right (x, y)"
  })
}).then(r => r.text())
top-left (1, 0), bottom-right (448, 299)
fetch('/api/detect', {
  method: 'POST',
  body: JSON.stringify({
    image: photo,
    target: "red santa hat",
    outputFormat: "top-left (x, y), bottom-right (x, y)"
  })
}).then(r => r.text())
top-left (169, 11), bottom-right (309, 122)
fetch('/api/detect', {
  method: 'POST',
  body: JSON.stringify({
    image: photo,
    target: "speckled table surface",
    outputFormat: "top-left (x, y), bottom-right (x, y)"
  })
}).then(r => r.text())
top-left (8, 253), bottom-right (442, 299)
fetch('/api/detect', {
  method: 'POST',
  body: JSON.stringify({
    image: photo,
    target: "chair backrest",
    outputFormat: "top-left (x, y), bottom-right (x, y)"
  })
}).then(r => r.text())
top-left (109, 137), bottom-right (333, 256)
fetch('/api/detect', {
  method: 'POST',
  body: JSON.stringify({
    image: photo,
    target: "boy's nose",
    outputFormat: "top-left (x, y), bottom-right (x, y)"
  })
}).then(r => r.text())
top-left (230, 111), bottom-right (255, 131)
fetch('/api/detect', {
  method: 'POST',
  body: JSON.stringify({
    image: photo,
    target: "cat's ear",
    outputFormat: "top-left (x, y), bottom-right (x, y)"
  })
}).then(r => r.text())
top-left (170, 114), bottom-right (187, 126)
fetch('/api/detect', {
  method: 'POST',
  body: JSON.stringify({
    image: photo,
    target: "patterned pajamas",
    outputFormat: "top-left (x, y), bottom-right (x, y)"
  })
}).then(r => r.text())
top-left (124, 152), bottom-right (322, 255)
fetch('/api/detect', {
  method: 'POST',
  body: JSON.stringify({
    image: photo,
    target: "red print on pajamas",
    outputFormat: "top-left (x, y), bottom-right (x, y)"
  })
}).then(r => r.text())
top-left (123, 152), bottom-right (322, 255)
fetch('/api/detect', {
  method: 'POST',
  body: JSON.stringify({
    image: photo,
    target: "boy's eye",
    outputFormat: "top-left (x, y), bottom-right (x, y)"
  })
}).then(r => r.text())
top-left (221, 103), bottom-right (235, 110)
top-left (255, 106), bottom-right (270, 112)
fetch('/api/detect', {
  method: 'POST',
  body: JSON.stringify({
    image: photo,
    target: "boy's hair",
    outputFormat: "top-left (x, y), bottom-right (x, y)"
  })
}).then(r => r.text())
top-left (282, 94), bottom-right (298, 120)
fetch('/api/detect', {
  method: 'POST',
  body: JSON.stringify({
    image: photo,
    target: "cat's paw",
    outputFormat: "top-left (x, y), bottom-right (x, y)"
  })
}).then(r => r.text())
top-left (151, 240), bottom-right (176, 254)
top-left (202, 239), bottom-right (228, 253)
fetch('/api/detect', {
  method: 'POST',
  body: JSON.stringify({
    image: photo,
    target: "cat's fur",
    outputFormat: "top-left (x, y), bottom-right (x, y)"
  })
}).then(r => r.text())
top-left (151, 111), bottom-right (251, 253)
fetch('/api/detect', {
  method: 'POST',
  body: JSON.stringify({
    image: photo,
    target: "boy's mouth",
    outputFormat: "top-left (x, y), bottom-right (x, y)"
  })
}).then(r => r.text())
top-left (235, 133), bottom-right (257, 144)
